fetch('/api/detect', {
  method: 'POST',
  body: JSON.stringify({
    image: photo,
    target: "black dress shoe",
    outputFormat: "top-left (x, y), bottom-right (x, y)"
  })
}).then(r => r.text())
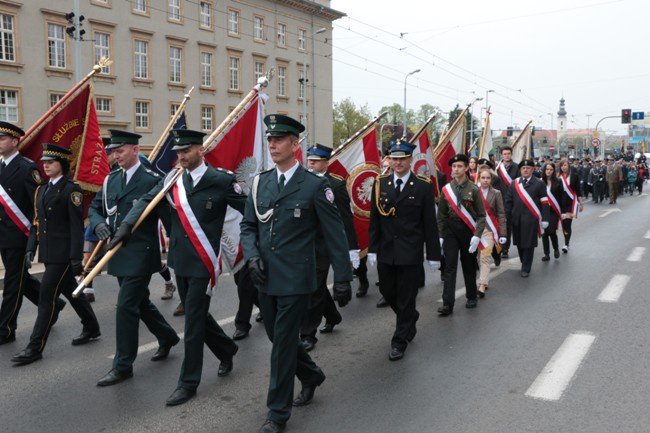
top-left (493, 254), bottom-right (501, 267)
top-left (356, 277), bottom-right (369, 297)
top-left (477, 290), bottom-right (485, 299)
top-left (501, 251), bottom-right (509, 258)
top-left (521, 271), bottom-right (529, 278)
top-left (437, 304), bottom-right (453, 316)
top-left (151, 337), bottom-right (180, 361)
top-left (541, 255), bottom-right (550, 262)
top-left (232, 328), bottom-right (249, 341)
top-left (255, 312), bottom-right (263, 322)
top-left (293, 374), bottom-right (325, 407)
top-left (97, 369), bottom-right (133, 387)
top-left (218, 344), bottom-right (238, 377)
top-left (0, 334), bottom-right (16, 345)
top-left (301, 338), bottom-right (316, 352)
top-left (319, 319), bottom-right (340, 334)
top-left (166, 387), bottom-right (196, 406)
top-left (554, 250), bottom-right (560, 259)
top-left (388, 347), bottom-right (404, 361)
top-left (465, 299), bottom-right (478, 309)
top-left (257, 420), bottom-right (286, 433)
top-left (11, 348), bottom-right (42, 365)
top-left (376, 296), bottom-right (388, 308)
top-left (71, 329), bottom-right (101, 346)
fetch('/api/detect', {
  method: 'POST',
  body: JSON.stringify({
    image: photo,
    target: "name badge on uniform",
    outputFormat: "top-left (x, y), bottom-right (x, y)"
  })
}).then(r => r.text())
top-left (206, 201), bottom-right (213, 210)
top-left (294, 208), bottom-right (301, 218)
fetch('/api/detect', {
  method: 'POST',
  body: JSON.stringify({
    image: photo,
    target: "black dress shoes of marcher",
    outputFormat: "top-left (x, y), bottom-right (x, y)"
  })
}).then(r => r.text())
top-left (11, 348), bottom-right (42, 365)
top-left (293, 373), bottom-right (325, 407)
top-left (554, 250), bottom-right (560, 259)
top-left (541, 255), bottom-right (550, 262)
top-left (521, 271), bottom-right (529, 278)
top-left (255, 312), bottom-right (263, 322)
top-left (376, 296), bottom-right (389, 308)
top-left (218, 344), bottom-right (238, 377)
top-left (72, 330), bottom-right (101, 346)
top-left (319, 319), bottom-right (340, 334)
top-left (466, 299), bottom-right (478, 309)
top-left (301, 338), bottom-right (316, 352)
top-left (356, 278), bottom-right (369, 298)
top-left (151, 336), bottom-right (180, 361)
top-left (388, 347), bottom-right (404, 361)
top-left (97, 369), bottom-right (133, 387)
top-left (232, 328), bottom-right (249, 341)
top-left (257, 420), bottom-right (286, 433)
top-left (0, 334), bottom-right (16, 345)
top-left (166, 387), bottom-right (196, 406)
top-left (437, 304), bottom-right (453, 316)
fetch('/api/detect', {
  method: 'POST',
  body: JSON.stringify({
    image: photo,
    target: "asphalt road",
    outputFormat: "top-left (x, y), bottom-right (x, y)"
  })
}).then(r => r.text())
top-left (1, 190), bottom-right (649, 433)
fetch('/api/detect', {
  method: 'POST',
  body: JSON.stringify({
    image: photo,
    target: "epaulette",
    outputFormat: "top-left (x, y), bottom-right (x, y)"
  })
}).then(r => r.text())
top-left (21, 156), bottom-right (35, 163)
top-left (416, 174), bottom-right (431, 183)
top-left (216, 167), bottom-right (234, 175)
top-left (377, 173), bottom-right (390, 178)
top-left (305, 169), bottom-right (322, 178)
top-left (329, 172), bottom-right (344, 181)
top-left (108, 169), bottom-right (122, 177)
top-left (143, 168), bottom-right (160, 177)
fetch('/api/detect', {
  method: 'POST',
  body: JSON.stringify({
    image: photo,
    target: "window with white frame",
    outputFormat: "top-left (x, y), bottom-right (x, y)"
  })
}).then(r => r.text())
top-left (254, 61), bottom-right (265, 81)
top-left (0, 89), bottom-right (18, 122)
top-left (254, 16), bottom-right (264, 41)
top-left (168, 0), bottom-right (181, 21)
top-left (49, 93), bottom-right (64, 108)
top-left (0, 14), bottom-right (15, 62)
top-left (199, 2), bottom-right (211, 29)
top-left (298, 29), bottom-right (306, 50)
top-left (298, 68), bottom-right (305, 100)
top-left (47, 23), bottom-right (66, 68)
top-left (169, 46), bottom-right (182, 83)
top-left (277, 23), bottom-right (286, 46)
top-left (95, 97), bottom-right (112, 113)
top-left (170, 103), bottom-right (180, 118)
top-left (94, 32), bottom-right (110, 74)
top-left (135, 100), bottom-right (150, 129)
top-left (201, 106), bottom-right (214, 131)
top-left (134, 39), bottom-right (148, 79)
top-left (277, 66), bottom-right (286, 97)
top-left (200, 51), bottom-right (212, 87)
top-left (299, 114), bottom-right (306, 126)
top-left (228, 56), bottom-right (239, 91)
top-left (228, 9), bottom-right (239, 35)
top-left (133, 0), bottom-right (147, 13)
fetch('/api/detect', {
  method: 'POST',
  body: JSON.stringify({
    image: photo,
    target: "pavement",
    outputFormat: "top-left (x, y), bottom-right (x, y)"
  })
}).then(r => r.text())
top-left (1, 190), bottom-right (649, 432)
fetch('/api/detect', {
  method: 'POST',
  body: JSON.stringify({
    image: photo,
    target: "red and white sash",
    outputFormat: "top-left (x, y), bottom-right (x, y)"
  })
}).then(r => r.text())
top-left (546, 186), bottom-right (562, 230)
top-left (442, 183), bottom-right (488, 250)
top-left (513, 178), bottom-right (543, 235)
top-left (173, 176), bottom-right (219, 295)
top-left (480, 188), bottom-right (502, 252)
top-left (0, 184), bottom-right (31, 236)
top-left (497, 162), bottom-right (513, 188)
top-left (560, 173), bottom-right (579, 217)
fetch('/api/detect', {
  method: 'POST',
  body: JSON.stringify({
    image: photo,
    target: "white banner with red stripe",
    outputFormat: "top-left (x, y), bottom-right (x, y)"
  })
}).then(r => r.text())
top-left (173, 178), bottom-right (219, 295)
top-left (513, 179), bottom-right (543, 235)
top-left (496, 162), bottom-right (513, 188)
top-left (0, 184), bottom-right (31, 236)
top-left (546, 187), bottom-right (562, 230)
top-left (560, 173), bottom-right (579, 217)
top-left (442, 183), bottom-right (488, 250)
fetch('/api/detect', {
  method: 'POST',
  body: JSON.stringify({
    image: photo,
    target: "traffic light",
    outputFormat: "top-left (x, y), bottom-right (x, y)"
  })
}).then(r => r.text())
top-left (622, 109), bottom-right (632, 124)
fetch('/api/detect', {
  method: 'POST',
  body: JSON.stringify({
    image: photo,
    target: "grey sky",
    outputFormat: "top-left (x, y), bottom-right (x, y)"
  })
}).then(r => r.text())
top-left (329, 0), bottom-right (647, 135)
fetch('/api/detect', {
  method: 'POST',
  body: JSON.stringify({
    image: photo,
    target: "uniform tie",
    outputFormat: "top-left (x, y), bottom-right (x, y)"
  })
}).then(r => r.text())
top-left (395, 178), bottom-right (403, 196)
top-left (121, 170), bottom-right (127, 188)
top-left (0, 160), bottom-right (5, 176)
top-left (278, 174), bottom-right (285, 192)
top-left (522, 178), bottom-right (528, 187)
top-left (187, 172), bottom-right (194, 190)
top-left (455, 183), bottom-right (463, 207)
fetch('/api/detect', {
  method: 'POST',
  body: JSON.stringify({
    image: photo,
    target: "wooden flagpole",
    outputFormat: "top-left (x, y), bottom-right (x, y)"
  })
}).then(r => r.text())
top-left (148, 86), bottom-right (194, 162)
top-left (511, 119), bottom-right (534, 159)
top-left (477, 107), bottom-right (491, 160)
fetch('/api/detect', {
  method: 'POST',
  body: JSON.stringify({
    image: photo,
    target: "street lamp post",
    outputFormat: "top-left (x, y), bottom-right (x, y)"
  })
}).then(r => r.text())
top-left (301, 27), bottom-right (326, 159)
top-left (403, 69), bottom-right (421, 138)
top-left (379, 123), bottom-right (399, 154)
top-left (485, 89), bottom-right (494, 113)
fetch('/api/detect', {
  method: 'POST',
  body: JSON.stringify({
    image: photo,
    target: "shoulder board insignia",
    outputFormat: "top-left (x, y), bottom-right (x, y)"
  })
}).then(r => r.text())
top-left (416, 174), bottom-right (431, 183)
top-left (22, 156), bottom-right (35, 163)
top-left (32, 169), bottom-right (42, 183)
top-left (378, 173), bottom-right (390, 179)
top-left (71, 191), bottom-right (83, 207)
top-left (329, 172), bottom-right (344, 181)
top-left (144, 168), bottom-right (159, 176)
top-left (217, 167), bottom-right (234, 175)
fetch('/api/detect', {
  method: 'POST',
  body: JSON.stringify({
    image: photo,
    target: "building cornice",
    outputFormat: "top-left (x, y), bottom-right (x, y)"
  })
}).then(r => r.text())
top-left (272, 0), bottom-right (345, 21)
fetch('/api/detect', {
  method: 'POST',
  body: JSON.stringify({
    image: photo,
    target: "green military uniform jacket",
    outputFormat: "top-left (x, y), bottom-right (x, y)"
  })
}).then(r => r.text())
top-left (88, 164), bottom-right (168, 277)
top-left (437, 177), bottom-right (486, 237)
top-left (240, 164), bottom-right (353, 296)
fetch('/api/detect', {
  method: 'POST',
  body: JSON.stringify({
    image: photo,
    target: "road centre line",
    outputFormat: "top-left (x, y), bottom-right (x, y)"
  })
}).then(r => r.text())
top-left (644, 230), bottom-right (650, 239)
top-left (525, 332), bottom-right (596, 401)
top-left (597, 274), bottom-right (630, 303)
top-left (626, 247), bottom-right (645, 262)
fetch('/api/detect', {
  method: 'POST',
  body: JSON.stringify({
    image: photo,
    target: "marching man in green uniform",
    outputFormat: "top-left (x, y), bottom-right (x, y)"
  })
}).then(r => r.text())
top-left (88, 129), bottom-right (179, 387)
top-left (240, 114), bottom-right (353, 433)
top-left (111, 129), bottom-right (245, 406)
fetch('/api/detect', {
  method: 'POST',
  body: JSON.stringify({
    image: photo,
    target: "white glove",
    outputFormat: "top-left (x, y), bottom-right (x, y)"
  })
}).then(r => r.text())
top-left (561, 213), bottom-right (567, 220)
top-left (367, 253), bottom-right (377, 267)
top-left (498, 237), bottom-right (507, 245)
top-left (439, 238), bottom-right (444, 248)
top-left (349, 250), bottom-right (360, 269)
top-left (468, 236), bottom-right (481, 253)
top-left (542, 221), bottom-right (549, 229)
top-left (428, 260), bottom-right (440, 272)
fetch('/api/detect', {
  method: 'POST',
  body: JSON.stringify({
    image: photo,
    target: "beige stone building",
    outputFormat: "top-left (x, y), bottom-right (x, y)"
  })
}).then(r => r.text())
top-left (0, 0), bottom-right (343, 148)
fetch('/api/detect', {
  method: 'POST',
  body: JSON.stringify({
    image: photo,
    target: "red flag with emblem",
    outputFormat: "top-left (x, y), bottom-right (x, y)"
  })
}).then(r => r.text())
top-left (410, 114), bottom-right (439, 198)
top-left (433, 107), bottom-right (468, 183)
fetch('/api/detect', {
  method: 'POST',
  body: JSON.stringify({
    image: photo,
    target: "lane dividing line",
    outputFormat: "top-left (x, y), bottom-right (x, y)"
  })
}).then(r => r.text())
top-left (444, 258), bottom-right (520, 302)
top-left (597, 274), bottom-right (631, 303)
top-left (525, 332), bottom-right (596, 402)
top-left (644, 230), bottom-right (650, 239)
top-left (626, 247), bottom-right (645, 262)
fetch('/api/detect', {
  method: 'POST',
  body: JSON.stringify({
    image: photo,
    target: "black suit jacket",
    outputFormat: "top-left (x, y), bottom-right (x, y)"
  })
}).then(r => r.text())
top-left (0, 154), bottom-right (40, 249)
top-left (505, 176), bottom-right (550, 248)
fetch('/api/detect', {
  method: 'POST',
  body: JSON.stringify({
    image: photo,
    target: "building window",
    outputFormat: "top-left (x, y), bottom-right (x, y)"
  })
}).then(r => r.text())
top-left (0, 89), bottom-right (18, 122)
top-left (201, 105), bottom-right (214, 131)
top-left (199, 2), bottom-right (212, 29)
top-left (254, 61), bottom-right (265, 81)
top-left (299, 114), bottom-right (306, 127)
top-left (170, 103), bottom-right (180, 118)
top-left (277, 66), bottom-right (286, 97)
top-left (0, 14), bottom-right (15, 62)
top-left (200, 51), bottom-right (212, 87)
top-left (298, 28), bottom-right (306, 51)
top-left (95, 97), bottom-right (112, 114)
top-left (133, 0), bottom-right (148, 13)
top-left (277, 23), bottom-right (286, 47)
top-left (135, 100), bottom-right (150, 130)
top-left (169, 46), bottom-right (182, 83)
top-left (168, 0), bottom-right (181, 22)
top-left (134, 39), bottom-right (148, 79)
top-left (91, 0), bottom-right (111, 5)
top-left (94, 32), bottom-right (110, 74)
top-left (228, 56), bottom-right (240, 91)
top-left (49, 93), bottom-right (64, 108)
top-left (298, 68), bottom-right (305, 100)
top-left (228, 9), bottom-right (239, 35)
top-left (47, 23), bottom-right (66, 68)
top-left (254, 16), bottom-right (264, 41)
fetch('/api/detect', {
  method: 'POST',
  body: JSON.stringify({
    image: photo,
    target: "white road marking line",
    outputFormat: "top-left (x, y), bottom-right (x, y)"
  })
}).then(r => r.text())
top-left (644, 230), bottom-right (650, 239)
top-left (525, 332), bottom-right (596, 401)
top-left (108, 307), bottom-right (259, 359)
top-left (626, 247), bottom-right (645, 262)
top-left (597, 274), bottom-right (630, 303)
top-left (437, 258), bottom-right (520, 302)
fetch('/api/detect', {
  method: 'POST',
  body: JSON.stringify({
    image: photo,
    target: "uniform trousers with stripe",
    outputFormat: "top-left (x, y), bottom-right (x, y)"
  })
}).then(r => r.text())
top-left (0, 247), bottom-right (41, 339)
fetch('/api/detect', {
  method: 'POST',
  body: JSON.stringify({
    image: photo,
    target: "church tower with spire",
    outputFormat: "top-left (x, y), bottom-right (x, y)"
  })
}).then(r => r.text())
top-left (557, 97), bottom-right (568, 138)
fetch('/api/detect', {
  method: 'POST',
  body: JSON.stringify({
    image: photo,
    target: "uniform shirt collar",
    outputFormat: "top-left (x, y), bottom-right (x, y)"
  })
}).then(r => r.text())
top-left (277, 160), bottom-right (300, 184)
top-left (49, 175), bottom-right (63, 185)
top-left (393, 171), bottom-right (411, 185)
top-left (123, 161), bottom-right (141, 184)
top-left (1, 151), bottom-right (19, 166)
top-left (188, 162), bottom-right (208, 185)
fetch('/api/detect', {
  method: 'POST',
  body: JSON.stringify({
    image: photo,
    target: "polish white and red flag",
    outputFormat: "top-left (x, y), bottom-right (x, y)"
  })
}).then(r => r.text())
top-left (410, 114), bottom-right (440, 197)
top-left (203, 86), bottom-right (271, 273)
top-left (328, 114), bottom-right (385, 255)
top-left (511, 120), bottom-right (533, 163)
top-left (478, 109), bottom-right (494, 161)
top-left (433, 106), bottom-right (468, 183)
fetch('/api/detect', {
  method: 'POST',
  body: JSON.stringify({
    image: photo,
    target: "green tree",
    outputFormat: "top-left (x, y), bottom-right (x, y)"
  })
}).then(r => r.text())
top-left (332, 98), bottom-right (372, 147)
